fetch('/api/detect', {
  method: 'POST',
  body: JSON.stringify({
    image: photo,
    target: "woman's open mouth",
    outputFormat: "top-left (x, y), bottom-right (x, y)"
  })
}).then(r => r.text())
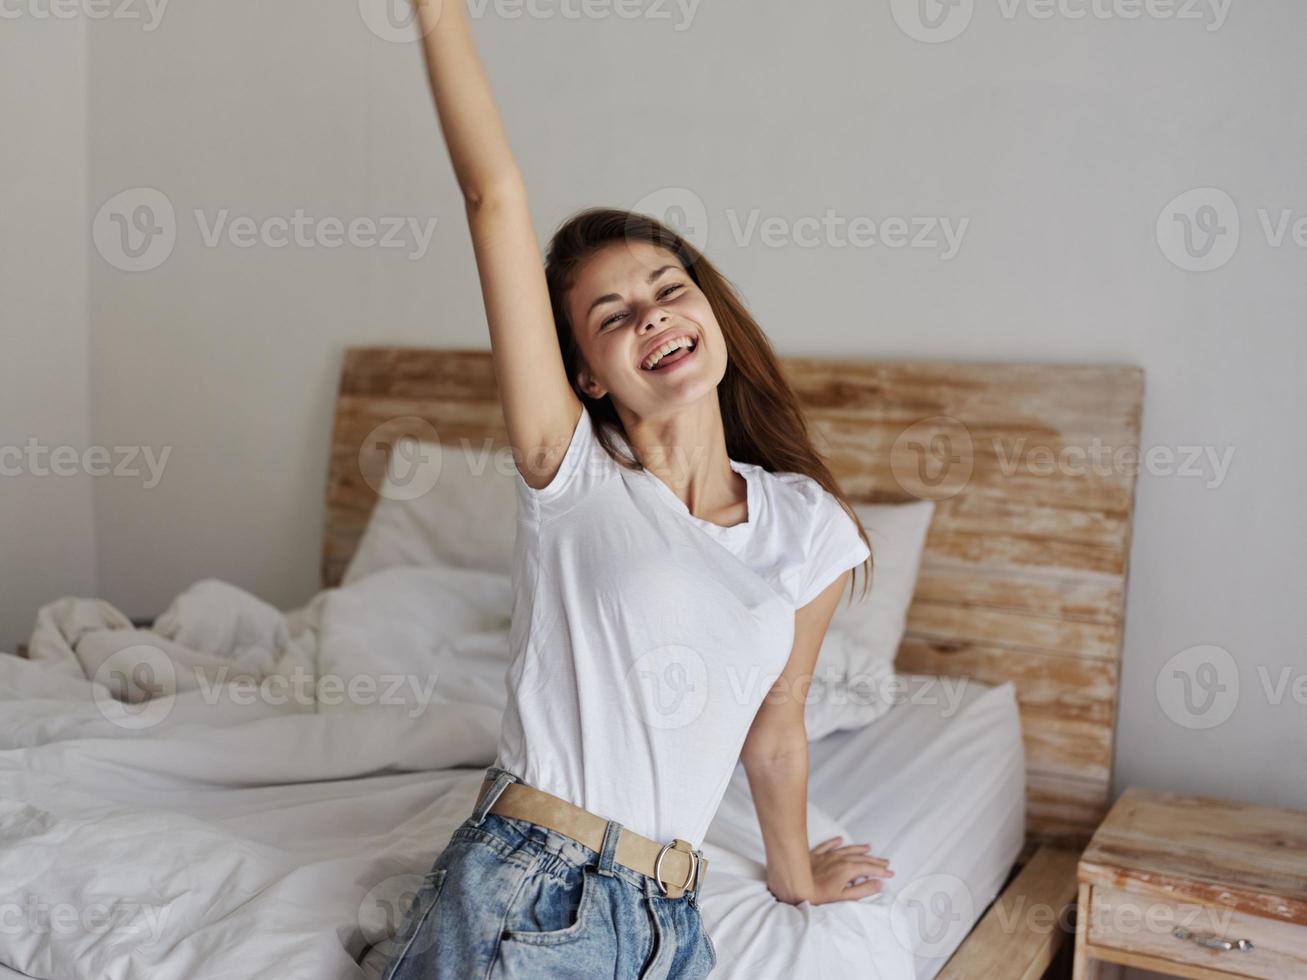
top-left (640, 336), bottom-right (698, 373)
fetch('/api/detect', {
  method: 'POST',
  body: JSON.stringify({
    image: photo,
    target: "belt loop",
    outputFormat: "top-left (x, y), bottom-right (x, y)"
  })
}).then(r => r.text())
top-left (470, 766), bottom-right (518, 826)
top-left (596, 818), bottom-right (622, 876)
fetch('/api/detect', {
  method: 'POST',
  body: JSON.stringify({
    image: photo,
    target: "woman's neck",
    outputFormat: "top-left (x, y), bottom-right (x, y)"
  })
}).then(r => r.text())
top-left (619, 397), bottom-right (747, 526)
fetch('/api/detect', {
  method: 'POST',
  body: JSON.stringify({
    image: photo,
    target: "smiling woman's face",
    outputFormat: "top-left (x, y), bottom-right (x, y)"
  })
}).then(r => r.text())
top-left (566, 239), bottom-right (727, 421)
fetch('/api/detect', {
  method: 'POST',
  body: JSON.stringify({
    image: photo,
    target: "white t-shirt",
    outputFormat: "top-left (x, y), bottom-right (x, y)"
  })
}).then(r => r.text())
top-left (493, 405), bottom-right (871, 846)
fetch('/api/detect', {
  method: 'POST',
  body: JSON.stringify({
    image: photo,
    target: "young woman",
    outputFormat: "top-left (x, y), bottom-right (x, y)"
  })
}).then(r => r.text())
top-left (383, 3), bottom-right (894, 977)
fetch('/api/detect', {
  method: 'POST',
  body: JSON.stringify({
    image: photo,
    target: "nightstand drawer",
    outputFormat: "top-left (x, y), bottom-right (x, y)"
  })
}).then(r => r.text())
top-left (1087, 884), bottom-right (1307, 979)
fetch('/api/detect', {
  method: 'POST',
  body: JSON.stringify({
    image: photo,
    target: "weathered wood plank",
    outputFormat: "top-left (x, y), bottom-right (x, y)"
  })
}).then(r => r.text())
top-left (939, 846), bottom-right (1081, 980)
top-left (895, 638), bottom-right (1119, 724)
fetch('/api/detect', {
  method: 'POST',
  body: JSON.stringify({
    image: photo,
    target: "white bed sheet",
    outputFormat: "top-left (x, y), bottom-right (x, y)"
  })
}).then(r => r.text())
top-left (808, 673), bottom-right (1026, 977)
top-left (697, 673), bottom-right (1025, 979)
top-left (1, 577), bottom-right (1022, 980)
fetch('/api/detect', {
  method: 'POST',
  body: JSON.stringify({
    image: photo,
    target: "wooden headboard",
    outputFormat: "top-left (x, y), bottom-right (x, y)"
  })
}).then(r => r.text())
top-left (324, 347), bottom-right (1144, 850)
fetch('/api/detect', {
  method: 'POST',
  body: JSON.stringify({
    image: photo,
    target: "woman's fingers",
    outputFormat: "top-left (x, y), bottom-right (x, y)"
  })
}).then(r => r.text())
top-left (840, 877), bottom-right (886, 900)
top-left (831, 845), bottom-right (892, 867)
top-left (812, 836), bottom-right (844, 853)
top-left (843, 856), bottom-right (894, 876)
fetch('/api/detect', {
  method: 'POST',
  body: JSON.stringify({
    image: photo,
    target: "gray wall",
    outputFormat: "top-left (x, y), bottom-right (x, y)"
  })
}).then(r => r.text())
top-left (1, 14), bottom-right (96, 646)
top-left (5, 0), bottom-right (1305, 879)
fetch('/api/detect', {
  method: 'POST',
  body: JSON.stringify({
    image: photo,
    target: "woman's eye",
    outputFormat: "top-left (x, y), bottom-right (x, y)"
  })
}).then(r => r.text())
top-left (599, 285), bottom-right (683, 329)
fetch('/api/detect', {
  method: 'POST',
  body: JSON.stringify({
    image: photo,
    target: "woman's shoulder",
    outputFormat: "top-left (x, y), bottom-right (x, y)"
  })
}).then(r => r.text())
top-left (748, 466), bottom-right (849, 532)
top-left (746, 465), bottom-right (868, 607)
top-left (751, 465), bottom-right (831, 506)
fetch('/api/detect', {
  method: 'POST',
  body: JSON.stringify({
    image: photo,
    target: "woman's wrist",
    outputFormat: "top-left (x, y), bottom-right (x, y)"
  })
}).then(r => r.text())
top-left (766, 864), bottom-right (816, 905)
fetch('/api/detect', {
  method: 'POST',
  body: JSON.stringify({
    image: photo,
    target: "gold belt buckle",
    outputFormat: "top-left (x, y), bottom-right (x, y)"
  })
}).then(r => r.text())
top-left (653, 838), bottom-right (700, 897)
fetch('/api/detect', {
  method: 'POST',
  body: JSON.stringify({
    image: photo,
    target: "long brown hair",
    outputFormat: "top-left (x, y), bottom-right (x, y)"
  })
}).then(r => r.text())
top-left (544, 207), bottom-right (872, 604)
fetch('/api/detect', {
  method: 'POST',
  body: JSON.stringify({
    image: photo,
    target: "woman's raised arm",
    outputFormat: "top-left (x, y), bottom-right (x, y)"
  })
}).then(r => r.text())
top-left (412, 0), bottom-right (582, 489)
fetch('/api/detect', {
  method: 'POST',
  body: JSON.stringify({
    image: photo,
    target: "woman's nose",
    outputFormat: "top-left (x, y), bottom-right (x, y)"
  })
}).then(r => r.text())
top-left (641, 309), bottom-right (669, 332)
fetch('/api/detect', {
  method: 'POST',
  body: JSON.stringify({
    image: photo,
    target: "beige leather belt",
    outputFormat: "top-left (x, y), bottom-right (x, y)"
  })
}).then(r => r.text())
top-left (474, 776), bottom-right (708, 899)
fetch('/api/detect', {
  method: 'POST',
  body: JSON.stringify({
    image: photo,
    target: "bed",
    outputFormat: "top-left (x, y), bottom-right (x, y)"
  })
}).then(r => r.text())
top-left (0, 348), bottom-right (1143, 980)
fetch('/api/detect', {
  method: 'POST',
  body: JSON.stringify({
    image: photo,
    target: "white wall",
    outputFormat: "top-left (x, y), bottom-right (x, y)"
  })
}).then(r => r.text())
top-left (0, 13), bottom-right (95, 654)
top-left (14, 0), bottom-right (1307, 841)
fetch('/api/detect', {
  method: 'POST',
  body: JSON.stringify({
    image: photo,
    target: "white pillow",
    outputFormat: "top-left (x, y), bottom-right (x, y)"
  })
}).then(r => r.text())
top-left (317, 564), bottom-right (513, 715)
top-left (803, 500), bottom-right (935, 739)
top-left (343, 439), bottom-right (934, 738)
top-left (343, 437), bottom-right (518, 585)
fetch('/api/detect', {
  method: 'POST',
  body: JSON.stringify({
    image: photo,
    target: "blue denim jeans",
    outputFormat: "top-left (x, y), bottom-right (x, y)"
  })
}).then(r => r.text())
top-left (382, 766), bottom-right (717, 979)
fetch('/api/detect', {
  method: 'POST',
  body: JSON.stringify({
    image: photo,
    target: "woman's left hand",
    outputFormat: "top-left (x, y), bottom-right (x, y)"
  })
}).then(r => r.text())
top-left (805, 834), bottom-right (894, 905)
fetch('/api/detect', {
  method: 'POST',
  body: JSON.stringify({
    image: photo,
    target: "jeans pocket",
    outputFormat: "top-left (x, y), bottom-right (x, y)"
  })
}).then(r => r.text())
top-left (383, 868), bottom-right (448, 980)
top-left (499, 865), bottom-right (598, 946)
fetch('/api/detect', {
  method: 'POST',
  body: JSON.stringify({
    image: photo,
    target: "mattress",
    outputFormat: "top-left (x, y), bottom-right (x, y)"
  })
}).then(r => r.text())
top-left (700, 672), bottom-right (1026, 979)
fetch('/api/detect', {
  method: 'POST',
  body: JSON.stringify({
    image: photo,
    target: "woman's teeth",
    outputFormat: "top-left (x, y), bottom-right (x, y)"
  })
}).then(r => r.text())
top-left (642, 338), bottom-right (696, 371)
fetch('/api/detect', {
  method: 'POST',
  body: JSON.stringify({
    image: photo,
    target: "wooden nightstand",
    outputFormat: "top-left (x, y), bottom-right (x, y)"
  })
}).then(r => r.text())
top-left (1073, 786), bottom-right (1307, 979)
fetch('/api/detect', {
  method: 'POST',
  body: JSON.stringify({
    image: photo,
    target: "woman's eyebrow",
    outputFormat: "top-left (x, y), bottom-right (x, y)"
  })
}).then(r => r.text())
top-left (585, 264), bottom-right (678, 317)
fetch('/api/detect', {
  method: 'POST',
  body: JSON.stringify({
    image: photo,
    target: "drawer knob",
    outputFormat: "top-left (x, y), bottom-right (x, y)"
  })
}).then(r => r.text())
top-left (1172, 926), bottom-right (1254, 952)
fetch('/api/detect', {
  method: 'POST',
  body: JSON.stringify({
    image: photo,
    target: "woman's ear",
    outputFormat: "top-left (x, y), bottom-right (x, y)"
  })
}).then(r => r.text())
top-left (576, 363), bottom-right (607, 400)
